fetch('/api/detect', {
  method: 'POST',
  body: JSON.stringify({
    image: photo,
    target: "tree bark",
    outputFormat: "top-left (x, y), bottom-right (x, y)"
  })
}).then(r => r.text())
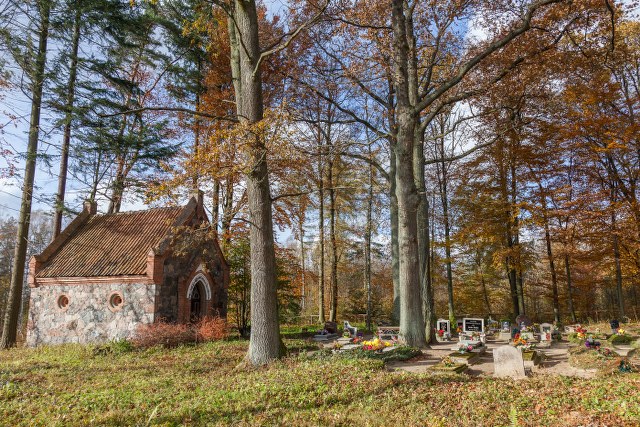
top-left (212, 180), bottom-right (220, 240)
top-left (564, 253), bottom-right (577, 323)
top-left (328, 139), bottom-right (338, 322)
top-left (53, 5), bottom-right (81, 239)
top-left (543, 216), bottom-right (560, 323)
top-left (391, 0), bottom-right (425, 347)
top-left (365, 146), bottom-right (373, 332)
top-left (230, 0), bottom-right (282, 365)
top-left (299, 216), bottom-right (306, 310)
top-left (1, 0), bottom-right (50, 348)
top-left (317, 128), bottom-right (326, 323)
top-left (612, 211), bottom-right (625, 320)
top-left (437, 138), bottom-right (455, 326)
top-left (390, 149), bottom-right (400, 324)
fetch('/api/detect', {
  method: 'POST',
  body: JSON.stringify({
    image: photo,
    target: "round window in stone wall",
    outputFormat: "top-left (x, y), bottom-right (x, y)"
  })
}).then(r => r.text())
top-left (108, 291), bottom-right (124, 312)
top-left (57, 294), bottom-right (70, 312)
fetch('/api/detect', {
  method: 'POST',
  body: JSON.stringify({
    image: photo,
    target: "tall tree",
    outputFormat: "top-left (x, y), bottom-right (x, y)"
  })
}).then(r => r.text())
top-left (0, 0), bottom-right (51, 348)
top-left (222, 0), bottom-right (327, 365)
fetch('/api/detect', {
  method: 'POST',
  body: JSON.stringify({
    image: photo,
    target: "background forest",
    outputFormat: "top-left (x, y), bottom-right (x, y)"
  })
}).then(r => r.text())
top-left (1, 0), bottom-right (639, 349)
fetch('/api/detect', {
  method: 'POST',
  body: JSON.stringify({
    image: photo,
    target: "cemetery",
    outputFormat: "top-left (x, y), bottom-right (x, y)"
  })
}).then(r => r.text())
top-left (1, 318), bottom-right (639, 426)
top-left (2, 0), bottom-right (640, 425)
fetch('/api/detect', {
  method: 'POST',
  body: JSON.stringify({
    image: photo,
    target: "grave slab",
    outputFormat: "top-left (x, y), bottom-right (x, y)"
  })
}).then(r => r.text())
top-left (493, 345), bottom-right (526, 379)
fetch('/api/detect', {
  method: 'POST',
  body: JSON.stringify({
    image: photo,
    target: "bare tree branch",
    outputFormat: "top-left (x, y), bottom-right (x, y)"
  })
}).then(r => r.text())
top-left (416, 0), bottom-right (565, 113)
top-left (253, 1), bottom-right (330, 77)
top-left (99, 107), bottom-right (238, 122)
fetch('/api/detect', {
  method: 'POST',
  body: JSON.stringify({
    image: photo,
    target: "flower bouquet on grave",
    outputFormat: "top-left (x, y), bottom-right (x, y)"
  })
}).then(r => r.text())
top-left (437, 329), bottom-right (445, 337)
top-left (584, 335), bottom-right (601, 350)
top-left (512, 337), bottom-right (535, 351)
top-left (441, 356), bottom-right (455, 367)
top-left (617, 328), bottom-right (626, 336)
top-left (362, 337), bottom-right (391, 352)
top-left (575, 325), bottom-right (587, 340)
top-left (458, 343), bottom-right (474, 354)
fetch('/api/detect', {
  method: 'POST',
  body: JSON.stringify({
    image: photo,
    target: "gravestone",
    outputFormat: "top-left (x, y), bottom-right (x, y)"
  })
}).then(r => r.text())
top-left (610, 319), bottom-right (620, 333)
top-left (493, 345), bottom-right (526, 379)
top-left (564, 324), bottom-right (577, 333)
top-left (539, 323), bottom-right (553, 341)
top-left (436, 319), bottom-right (451, 341)
top-left (497, 321), bottom-right (512, 340)
top-left (324, 321), bottom-right (338, 334)
top-left (343, 321), bottom-right (357, 337)
top-left (463, 318), bottom-right (485, 334)
top-left (437, 319), bottom-right (450, 334)
top-left (455, 318), bottom-right (487, 351)
top-left (515, 314), bottom-right (532, 328)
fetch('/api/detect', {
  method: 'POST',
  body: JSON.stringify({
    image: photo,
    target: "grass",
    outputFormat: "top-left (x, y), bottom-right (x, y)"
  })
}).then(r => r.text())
top-left (1, 337), bottom-right (640, 426)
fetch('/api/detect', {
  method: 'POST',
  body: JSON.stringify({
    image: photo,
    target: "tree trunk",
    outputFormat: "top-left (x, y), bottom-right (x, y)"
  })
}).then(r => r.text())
top-left (612, 211), bottom-right (625, 320)
top-left (53, 5), bottom-right (81, 239)
top-left (1, 0), bottom-right (50, 348)
top-left (107, 158), bottom-right (125, 214)
top-left (498, 144), bottom-right (520, 318)
top-left (220, 180), bottom-right (234, 249)
top-left (328, 144), bottom-right (338, 322)
top-left (391, 0), bottom-right (425, 347)
top-left (512, 162), bottom-right (525, 315)
top-left (564, 253), bottom-right (577, 323)
top-left (317, 134), bottom-right (326, 323)
top-left (365, 147), bottom-right (373, 332)
top-left (212, 180), bottom-right (220, 240)
top-left (230, 0), bottom-right (281, 365)
top-left (438, 146), bottom-right (455, 326)
top-left (390, 149), bottom-right (400, 324)
top-left (543, 217), bottom-right (560, 323)
top-left (89, 150), bottom-right (102, 201)
top-left (406, 8), bottom-right (434, 342)
top-left (516, 269), bottom-right (525, 315)
top-left (480, 273), bottom-right (492, 318)
top-left (299, 216), bottom-right (306, 310)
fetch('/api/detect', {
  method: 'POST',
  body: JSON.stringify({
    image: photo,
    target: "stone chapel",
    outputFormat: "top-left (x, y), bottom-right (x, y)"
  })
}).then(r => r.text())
top-left (26, 193), bottom-right (228, 346)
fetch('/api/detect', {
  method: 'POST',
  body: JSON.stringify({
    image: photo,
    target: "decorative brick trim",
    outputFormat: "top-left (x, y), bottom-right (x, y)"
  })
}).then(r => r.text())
top-left (35, 275), bottom-right (152, 286)
top-left (146, 251), bottom-right (165, 285)
top-left (28, 256), bottom-right (41, 288)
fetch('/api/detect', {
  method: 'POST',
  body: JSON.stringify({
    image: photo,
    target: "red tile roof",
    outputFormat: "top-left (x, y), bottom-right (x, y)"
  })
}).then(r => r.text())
top-left (37, 207), bottom-right (184, 278)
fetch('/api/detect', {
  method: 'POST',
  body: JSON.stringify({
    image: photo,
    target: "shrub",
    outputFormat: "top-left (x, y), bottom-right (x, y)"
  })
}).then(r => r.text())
top-left (609, 334), bottom-right (635, 345)
top-left (132, 321), bottom-right (196, 349)
top-left (195, 316), bottom-right (230, 342)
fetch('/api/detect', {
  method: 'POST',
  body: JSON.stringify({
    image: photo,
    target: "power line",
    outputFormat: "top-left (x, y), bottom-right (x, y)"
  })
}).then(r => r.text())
top-left (0, 189), bottom-right (21, 199)
top-left (0, 203), bottom-right (20, 213)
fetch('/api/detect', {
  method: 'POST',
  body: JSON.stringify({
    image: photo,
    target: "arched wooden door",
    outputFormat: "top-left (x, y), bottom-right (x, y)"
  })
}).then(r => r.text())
top-left (190, 281), bottom-right (203, 322)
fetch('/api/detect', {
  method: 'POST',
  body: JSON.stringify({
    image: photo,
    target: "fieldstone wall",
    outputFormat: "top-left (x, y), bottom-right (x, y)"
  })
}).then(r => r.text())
top-left (26, 283), bottom-right (156, 346)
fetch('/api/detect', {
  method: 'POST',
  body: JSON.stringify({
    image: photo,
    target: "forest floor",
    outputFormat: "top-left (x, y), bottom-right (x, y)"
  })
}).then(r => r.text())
top-left (1, 325), bottom-right (640, 426)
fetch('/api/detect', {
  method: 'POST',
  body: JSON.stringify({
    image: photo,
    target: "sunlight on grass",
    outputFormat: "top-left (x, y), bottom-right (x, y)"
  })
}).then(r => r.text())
top-left (1, 338), bottom-right (639, 426)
